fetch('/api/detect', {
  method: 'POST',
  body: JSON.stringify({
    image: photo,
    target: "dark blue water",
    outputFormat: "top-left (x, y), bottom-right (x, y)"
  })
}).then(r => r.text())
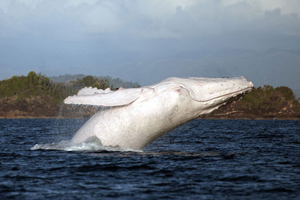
top-left (1, 119), bottom-right (300, 199)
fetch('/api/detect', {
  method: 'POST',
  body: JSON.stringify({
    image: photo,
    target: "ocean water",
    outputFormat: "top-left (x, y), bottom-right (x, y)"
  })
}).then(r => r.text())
top-left (0, 118), bottom-right (300, 199)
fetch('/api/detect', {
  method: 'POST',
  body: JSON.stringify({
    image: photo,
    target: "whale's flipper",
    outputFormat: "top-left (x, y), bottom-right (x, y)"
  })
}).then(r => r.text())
top-left (64, 88), bottom-right (145, 106)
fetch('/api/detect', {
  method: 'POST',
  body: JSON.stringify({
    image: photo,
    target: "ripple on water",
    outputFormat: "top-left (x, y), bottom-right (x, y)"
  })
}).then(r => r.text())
top-left (1, 119), bottom-right (300, 199)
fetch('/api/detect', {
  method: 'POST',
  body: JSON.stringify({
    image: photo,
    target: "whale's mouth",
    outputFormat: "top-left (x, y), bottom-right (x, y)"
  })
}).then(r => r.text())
top-left (201, 86), bottom-right (253, 103)
top-left (195, 86), bottom-right (253, 117)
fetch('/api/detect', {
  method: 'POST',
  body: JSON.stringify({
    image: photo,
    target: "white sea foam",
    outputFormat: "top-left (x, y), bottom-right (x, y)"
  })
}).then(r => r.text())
top-left (30, 137), bottom-right (141, 152)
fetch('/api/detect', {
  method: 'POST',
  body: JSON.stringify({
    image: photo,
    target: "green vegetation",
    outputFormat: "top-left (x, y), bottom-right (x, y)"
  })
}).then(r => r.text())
top-left (0, 71), bottom-right (118, 105)
top-left (239, 85), bottom-right (300, 114)
top-left (0, 71), bottom-right (74, 104)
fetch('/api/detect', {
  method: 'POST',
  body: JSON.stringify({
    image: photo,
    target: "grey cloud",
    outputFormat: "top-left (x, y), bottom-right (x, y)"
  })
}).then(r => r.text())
top-left (165, 1), bottom-right (300, 39)
top-left (1, 0), bottom-right (300, 41)
top-left (262, 8), bottom-right (300, 34)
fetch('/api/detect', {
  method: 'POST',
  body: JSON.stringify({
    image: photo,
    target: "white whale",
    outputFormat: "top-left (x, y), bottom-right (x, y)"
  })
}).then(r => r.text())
top-left (64, 77), bottom-right (253, 150)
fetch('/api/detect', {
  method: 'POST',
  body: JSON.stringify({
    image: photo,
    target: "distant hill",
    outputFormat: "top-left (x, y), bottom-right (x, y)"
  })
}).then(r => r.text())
top-left (49, 74), bottom-right (140, 89)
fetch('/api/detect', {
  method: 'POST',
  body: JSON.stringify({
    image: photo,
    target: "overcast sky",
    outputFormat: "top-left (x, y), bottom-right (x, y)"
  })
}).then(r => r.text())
top-left (1, 0), bottom-right (300, 83)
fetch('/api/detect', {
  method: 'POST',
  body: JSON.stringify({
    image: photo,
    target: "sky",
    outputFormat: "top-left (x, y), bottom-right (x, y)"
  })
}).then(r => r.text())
top-left (0, 0), bottom-right (300, 86)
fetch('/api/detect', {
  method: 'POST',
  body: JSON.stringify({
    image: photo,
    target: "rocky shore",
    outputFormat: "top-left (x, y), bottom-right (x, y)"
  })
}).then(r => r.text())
top-left (0, 96), bottom-right (101, 119)
top-left (200, 100), bottom-right (300, 120)
top-left (0, 96), bottom-right (60, 118)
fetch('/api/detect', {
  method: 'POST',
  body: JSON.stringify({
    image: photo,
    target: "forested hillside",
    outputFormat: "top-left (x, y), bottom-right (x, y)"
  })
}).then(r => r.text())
top-left (203, 85), bottom-right (300, 119)
top-left (0, 71), bottom-right (138, 118)
top-left (0, 71), bottom-right (73, 104)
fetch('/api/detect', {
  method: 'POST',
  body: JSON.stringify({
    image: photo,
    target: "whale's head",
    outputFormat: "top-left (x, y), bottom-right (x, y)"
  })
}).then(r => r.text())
top-left (157, 76), bottom-right (254, 117)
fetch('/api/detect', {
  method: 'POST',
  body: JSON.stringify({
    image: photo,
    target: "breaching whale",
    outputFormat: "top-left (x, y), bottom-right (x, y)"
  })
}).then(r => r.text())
top-left (64, 77), bottom-right (253, 150)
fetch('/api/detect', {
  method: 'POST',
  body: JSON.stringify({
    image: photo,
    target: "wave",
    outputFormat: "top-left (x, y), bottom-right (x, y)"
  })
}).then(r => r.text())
top-left (30, 136), bottom-right (141, 152)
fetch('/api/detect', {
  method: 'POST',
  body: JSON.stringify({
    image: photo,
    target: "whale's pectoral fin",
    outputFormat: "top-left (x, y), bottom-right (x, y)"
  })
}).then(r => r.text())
top-left (64, 88), bottom-right (145, 107)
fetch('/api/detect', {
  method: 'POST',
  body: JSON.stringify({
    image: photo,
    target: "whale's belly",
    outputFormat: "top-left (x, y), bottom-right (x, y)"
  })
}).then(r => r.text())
top-left (71, 89), bottom-right (194, 150)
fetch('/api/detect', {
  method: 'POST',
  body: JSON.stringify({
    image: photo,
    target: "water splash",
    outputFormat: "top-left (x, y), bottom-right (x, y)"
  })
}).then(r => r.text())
top-left (31, 135), bottom-right (141, 152)
top-left (30, 104), bottom-right (136, 152)
top-left (57, 103), bottom-right (103, 119)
